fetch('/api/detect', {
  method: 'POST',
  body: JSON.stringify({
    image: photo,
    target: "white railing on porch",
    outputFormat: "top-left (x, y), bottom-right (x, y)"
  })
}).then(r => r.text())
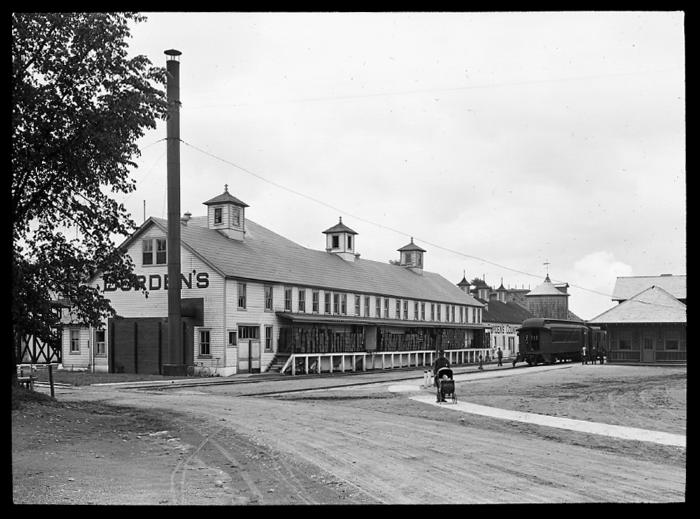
top-left (279, 348), bottom-right (491, 376)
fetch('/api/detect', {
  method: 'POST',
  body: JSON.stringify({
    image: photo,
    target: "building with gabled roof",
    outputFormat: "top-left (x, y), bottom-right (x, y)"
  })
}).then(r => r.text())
top-left (61, 187), bottom-right (487, 375)
top-left (480, 298), bottom-right (535, 359)
top-left (588, 284), bottom-right (686, 363)
top-left (611, 274), bottom-right (686, 304)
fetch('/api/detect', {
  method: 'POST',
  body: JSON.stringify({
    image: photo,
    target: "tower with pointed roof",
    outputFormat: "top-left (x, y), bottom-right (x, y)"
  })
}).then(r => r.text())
top-left (322, 217), bottom-right (358, 262)
top-left (397, 237), bottom-right (426, 275)
top-left (203, 185), bottom-right (249, 241)
top-left (525, 274), bottom-right (570, 319)
top-left (457, 271), bottom-right (471, 293)
top-left (496, 278), bottom-right (508, 303)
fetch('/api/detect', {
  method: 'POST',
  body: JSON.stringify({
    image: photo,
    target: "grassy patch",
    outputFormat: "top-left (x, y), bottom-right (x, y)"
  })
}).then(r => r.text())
top-left (33, 369), bottom-right (183, 386)
top-left (11, 384), bottom-right (57, 410)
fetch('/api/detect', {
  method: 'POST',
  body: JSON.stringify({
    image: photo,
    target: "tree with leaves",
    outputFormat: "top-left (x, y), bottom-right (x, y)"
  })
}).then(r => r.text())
top-left (12, 12), bottom-right (167, 376)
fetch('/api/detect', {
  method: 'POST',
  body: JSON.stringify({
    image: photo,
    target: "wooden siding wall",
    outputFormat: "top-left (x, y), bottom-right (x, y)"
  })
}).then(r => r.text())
top-left (607, 324), bottom-right (687, 350)
top-left (61, 327), bottom-right (92, 370)
top-left (82, 226), bottom-right (226, 371)
top-left (526, 296), bottom-right (569, 320)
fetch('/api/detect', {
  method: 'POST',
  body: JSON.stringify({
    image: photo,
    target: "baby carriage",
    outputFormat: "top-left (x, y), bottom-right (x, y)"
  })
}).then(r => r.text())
top-left (435, 367), bottom-right (456, 403)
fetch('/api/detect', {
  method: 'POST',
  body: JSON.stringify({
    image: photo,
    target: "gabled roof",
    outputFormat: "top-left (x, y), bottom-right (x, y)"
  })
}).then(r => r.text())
top-left (203, 189), bottom-right (249, 207)
top-left (527, 275), bottom-right (570, 297)
top-left (397, 237), bottom-right (426, 252)
top-left (588, 285), bottom-right (687, 324)
top-left (482, 300), bottom-right (534, 325)
top-left (611, 275), bottom-right (686, 301)
top-left (145, 216), bottom-right (482, 307)
top-left (322, 217), bottom-right (357, 235)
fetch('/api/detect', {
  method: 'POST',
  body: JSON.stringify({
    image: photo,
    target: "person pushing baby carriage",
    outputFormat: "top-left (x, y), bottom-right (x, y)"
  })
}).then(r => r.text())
top-left (432, 351), bottom-right (456, 403)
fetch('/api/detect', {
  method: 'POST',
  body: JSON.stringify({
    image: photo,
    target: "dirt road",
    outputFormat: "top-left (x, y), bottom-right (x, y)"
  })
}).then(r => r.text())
top-left (12, 363), bottom-right (686, 504)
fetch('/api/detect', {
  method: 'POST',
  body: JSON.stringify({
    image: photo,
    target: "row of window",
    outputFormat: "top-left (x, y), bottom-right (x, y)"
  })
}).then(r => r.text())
top-left (213, 206), bottom-right (241, 227)
top-left (617, 337), bottom-right (681, 350)
top-left (329, 234), bottom-right (353, 249)
top-left (69, 326), bottom-right (273, 358)
top-left (491, 334), bottom-right (516, 349)
top-left (237, 282), bottom-right (481, 323)
top-left (199, 325), bottom-right (272, 356)
top-left (68, 329), bottom-right (105, 355)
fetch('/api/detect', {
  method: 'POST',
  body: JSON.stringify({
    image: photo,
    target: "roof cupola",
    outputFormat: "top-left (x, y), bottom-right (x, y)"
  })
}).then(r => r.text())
top-left (457, 270), bottom-right (471, 293)
top-left (397, 237), bottom-right (426, 275)
top-left (203, 184), bottom-right (249, 240)
top-left (322, 217), bottom-right (359, 262)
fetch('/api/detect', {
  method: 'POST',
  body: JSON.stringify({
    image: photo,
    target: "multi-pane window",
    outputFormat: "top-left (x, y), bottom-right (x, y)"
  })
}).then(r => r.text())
top-left (142, 239), bottom-right (153, 265)
top-left (421, 302), bottom-right (425, 321)
top-left (341, 294), bottom-right (347, 315)
top-left (665, 338), bottom-right (679, 350)
top-left (437, 305), bottom-right (441, 322)
top-left (265, 326), bottom-right (273, 351)
top-left (452, 305), bottom-right (455, 322)
top-left (384, 298), bottom-right (389, 318)
top-left (403, 300), bottom-right (408, 320)
top-left (376, 297), bottom-right (381, 318)
top-left (431, 304), bottom-right (435, 321)
top-left (355, 295), bottom-right (361, 316)
top-left (228, 330), bottom-right (237, 346)
top-left (142, 238), bottom-right (167, 265)
top-left (231, 206), bottom-right (241, 227)
top-left (264, 285), bottom-right (273, 311)
top-left (298, 289), bottom-right (306, 312)
top-left (156, 238), bottom-right (167, 264)
top-left (238, 282), bottom-right (247, 309)
top-left (396, 300), bottom-right (401, 319)
top-left (214, 207), bottom-right (223, 224)
top-left (70, 329), bottom-right (80, 353)
top-left (284, 288), bottom-right (292, 311)
top-left (199, 330), bottom-right (210, 356)
top-left (460, 306), bottom-right (464, 323)
top-left (325, 292), bottom-right (331, 314)
top-left (333, 293), bottom-right (340, 314)
top-left (414, 302), bottom-right (419, 320)
top-left (95, 330), bottom-right (106, 355)
top-left (312, 291), bottom-right (319, 313)
top-left (364, 296), bottom-right (370, 317)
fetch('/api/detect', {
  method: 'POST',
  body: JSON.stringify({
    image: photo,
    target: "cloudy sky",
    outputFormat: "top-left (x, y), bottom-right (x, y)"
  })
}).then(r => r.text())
top-left (122, 11), bottom-right (685, 320)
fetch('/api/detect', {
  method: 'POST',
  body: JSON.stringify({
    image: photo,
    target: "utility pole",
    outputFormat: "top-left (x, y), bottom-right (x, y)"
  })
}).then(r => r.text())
top-left (163, 49), bottom-right (185, 376)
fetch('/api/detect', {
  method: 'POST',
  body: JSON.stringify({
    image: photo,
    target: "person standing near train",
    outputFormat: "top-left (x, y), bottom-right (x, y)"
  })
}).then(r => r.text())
top-left (497, 347), bottom-right (503, 366)
top-left (581, 345), bottom-right (587, 365)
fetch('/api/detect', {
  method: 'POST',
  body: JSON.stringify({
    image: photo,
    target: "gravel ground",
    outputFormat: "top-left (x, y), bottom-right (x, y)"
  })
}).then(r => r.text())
top-left (12, 362), bottom-right (686, 504)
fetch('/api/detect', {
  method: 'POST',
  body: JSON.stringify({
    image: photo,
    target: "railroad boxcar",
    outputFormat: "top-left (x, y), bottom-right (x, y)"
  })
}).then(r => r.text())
top-left (516, 318), bottom-right (607, 366)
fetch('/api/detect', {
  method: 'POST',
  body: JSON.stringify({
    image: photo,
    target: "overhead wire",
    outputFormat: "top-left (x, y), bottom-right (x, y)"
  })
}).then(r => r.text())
top-left (184, 68), bottom-right (681, 110)
top-left (177, 138), bottom-right (684, 310)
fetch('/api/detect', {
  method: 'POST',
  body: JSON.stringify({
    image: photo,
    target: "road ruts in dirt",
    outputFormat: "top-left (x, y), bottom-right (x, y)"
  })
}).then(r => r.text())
top-left (167, 414), bottom-right (377, 505)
